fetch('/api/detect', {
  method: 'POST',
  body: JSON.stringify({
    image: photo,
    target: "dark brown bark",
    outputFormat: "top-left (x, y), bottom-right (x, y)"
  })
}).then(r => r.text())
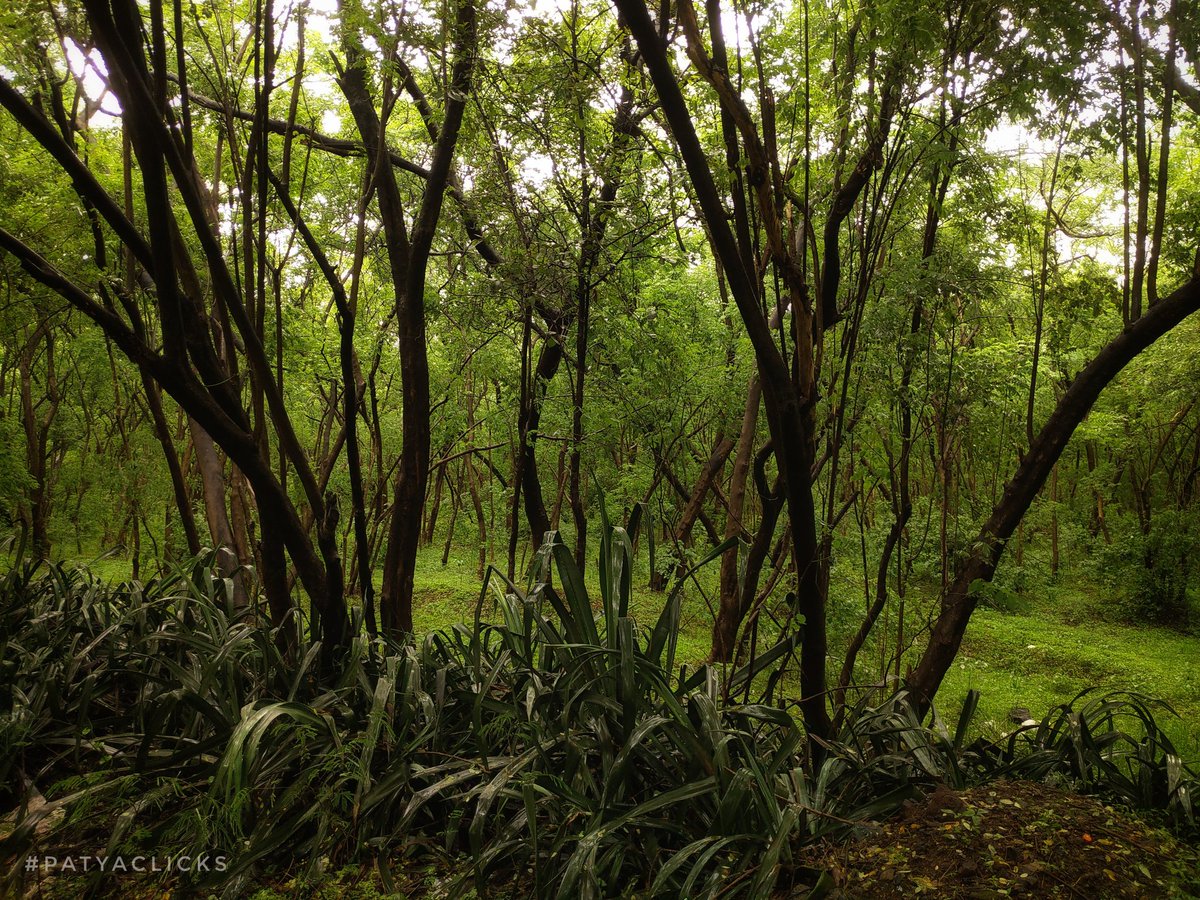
top-left (141, 375), bottom-right (201, 556)
top-left (16, 327), bottom-right (58, 558)
top-left (268, 167), bottom-right (376, 635)
top-left (676, 434), bottom-right (735, 551)
top-left (508, 308), bottom-right (532, 578)
top-left (0, 11), bottom-right (351, 650)
top-left (1146, 11), bottom-right (1176, 306)
top-left (521, 332), bottom-right (565, 550)
top-left (426, 462), bottom-right (447, 546)
top-left (188, 418), bottom-right (248, 606)
top-left (465, 380), bottom-right (488, 578)
top-left (908, 271), bottom-right (1200, 711)
top-left (659, 455), bottom-right (722, 546)
top-left (711, 440), bottom-right (783, 662)
top-left (259, 519), bottom-right (296, 652)
top-left (711, 377), bottom-right (761, 657)
top-left (618, 0), bottom-right (870, 742)
top-left (441, 469), bottom-right (462, 568)
top-left (1129, 4), bottom-right (1150, 322)
top-left (338, 0), bottom-right (477, 636)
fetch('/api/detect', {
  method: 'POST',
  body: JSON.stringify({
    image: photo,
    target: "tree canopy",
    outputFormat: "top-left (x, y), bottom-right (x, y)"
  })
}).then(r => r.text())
top-left (1, 0), bottom-right (1199, 739)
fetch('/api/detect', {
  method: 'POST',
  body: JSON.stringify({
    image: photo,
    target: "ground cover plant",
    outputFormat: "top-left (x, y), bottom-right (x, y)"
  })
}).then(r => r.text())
top-left (1, 522), bottom-right (1197, 897)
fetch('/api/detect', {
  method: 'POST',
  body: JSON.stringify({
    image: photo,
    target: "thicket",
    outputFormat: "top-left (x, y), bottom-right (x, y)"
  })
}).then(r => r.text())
top-left (1, 0), bottom-right (1200, 891)
top-left (1, 524), bottom-right (1195, 897)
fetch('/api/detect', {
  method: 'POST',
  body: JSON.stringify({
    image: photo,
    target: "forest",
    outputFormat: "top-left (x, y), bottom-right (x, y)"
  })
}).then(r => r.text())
top-left (0, 0), bottom-right (1198, 895)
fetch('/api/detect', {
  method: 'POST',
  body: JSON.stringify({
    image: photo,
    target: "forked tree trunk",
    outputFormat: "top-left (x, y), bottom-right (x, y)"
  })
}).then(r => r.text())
top-left (0, 26), bottom-right (351, 652)
top-left (425, 462), bottom-right (446, 546)
top-left (338, 0), bottom-right (476, 636)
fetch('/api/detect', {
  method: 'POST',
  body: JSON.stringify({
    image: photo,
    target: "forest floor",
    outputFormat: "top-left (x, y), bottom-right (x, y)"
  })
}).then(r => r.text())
top-left (232, 783), bottom-right (1200, 899)
top-left (9, 544), bottom-right (1200, 898)
top-left (14, 782), bottom-right (1198, 899)
top-left (73, 540), bottom-right (1200, 760)
top-left (790, 779), bottom-right (1200, 898)
top-left (77, 540), bottom-right (1200, 758)
top-left (406, 544), bottom-right (1200, 763)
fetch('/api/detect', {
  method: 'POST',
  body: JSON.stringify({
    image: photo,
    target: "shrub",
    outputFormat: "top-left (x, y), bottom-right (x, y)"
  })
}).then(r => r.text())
top-left (1, 523), bottom-right (1195, 897)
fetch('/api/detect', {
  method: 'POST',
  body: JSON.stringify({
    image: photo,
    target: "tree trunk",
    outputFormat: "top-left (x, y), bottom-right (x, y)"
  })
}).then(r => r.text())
top-left (142, 375), bottom-right (201, 555)
top-left (711, 378), bottom-right (761, 658)
top-left (676, 434), bottom-right (735, 553)
top-left (188, 417), bottom-right (248, 606)
top-left (909, 272), bottom-right (1200, 711)
top-left (17, 345), bottom-right (52, 559)
top-left (425, 462), bottom-right (446, 546)
top-left (521, 334), bottom-right (564, 551)
top-left (338, 0), bottom-right (476, 634)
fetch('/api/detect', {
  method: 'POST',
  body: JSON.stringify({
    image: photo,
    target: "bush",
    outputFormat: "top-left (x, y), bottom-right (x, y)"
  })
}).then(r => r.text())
top-left (1097, 511), bottom-right (1197, 629)
top-left (1, 523), bottom-right (1195, 897)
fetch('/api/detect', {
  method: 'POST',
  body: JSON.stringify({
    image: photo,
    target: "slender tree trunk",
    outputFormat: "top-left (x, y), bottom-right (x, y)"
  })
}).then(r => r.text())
top-left (508, 308), bottom-right (532, 577)
top-left (521, 332), bottom-right (564, 552)
top-left (465, 379), bottom-right (488, 578)
top-left (188, 417), bottom-right (248, 606)
top-left (676, 434), bottom-right (734, 553)
top-left (425, 462), bottom-right (446, 546)
top-left (142, 375), bottom-right (201, 555)
top-left (17, 342), bottom-right (53, 558)
top-left (441, 469), bottom-right (462, 567)
top-left (1050, 465), bottom-right (1060, 577)
top-left (711, 378), bottom-right (761, 659)
top-left (339, 0), bottom-right (476, 634)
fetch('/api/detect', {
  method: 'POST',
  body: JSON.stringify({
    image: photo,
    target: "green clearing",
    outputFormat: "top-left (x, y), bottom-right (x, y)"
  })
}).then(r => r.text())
top-left (413, 545), bottom-right (1200, 763)
top-left (940, 606), bottom-right (1200, 762)
top-left (56, 542), bottom-right (1199, 764)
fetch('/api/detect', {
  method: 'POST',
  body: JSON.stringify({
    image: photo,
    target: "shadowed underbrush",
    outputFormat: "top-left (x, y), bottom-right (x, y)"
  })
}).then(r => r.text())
top-left (0, 521), bottom-right (1196, 897)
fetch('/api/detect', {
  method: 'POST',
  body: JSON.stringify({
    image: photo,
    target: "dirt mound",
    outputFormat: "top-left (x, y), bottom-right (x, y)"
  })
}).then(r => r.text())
top-left (795, 780), bottom-right (1199, 898)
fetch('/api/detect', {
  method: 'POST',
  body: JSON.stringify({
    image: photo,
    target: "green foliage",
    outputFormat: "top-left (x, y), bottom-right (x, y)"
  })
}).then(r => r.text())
top-left (938, 602), bottom-right (1200, 764)
top-left (1096, 510), bottom-right (1198, 628)
top-left (970, 580), bottom-right (1033, 615)
top-left (3, 528), bottom-right (1198, 896)
top-left (962, 689), bottom-right (1197, 831)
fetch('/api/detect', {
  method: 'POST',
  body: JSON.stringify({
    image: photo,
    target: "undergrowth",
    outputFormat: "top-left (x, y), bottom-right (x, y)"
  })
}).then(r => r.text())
top-left (0, 514), bottom-right (1195, 897)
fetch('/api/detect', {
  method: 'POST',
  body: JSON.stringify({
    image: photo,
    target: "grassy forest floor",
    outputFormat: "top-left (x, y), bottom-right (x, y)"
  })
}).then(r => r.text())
top-left (399, 544), bottom-right (1200, 765)
top-left (70, 539), bottom-right (1200, 763)
top-left (21, 540), bottom-right (1198, 898)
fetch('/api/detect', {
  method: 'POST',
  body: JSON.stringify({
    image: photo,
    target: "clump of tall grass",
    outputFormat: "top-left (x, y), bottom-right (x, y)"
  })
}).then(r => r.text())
top-left (0, 515), bottom-right (1195, 897)
top-left (962, 687), bottom-right (1195, 829)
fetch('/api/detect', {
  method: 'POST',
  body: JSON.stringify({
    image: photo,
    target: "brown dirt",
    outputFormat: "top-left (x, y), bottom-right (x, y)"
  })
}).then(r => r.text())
top-left (792, 780), bottom-right (1200, 898)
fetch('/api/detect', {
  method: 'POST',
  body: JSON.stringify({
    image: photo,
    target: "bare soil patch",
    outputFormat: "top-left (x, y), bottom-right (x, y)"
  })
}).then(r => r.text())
top-left (793, 780), bottom-right (1199, 898)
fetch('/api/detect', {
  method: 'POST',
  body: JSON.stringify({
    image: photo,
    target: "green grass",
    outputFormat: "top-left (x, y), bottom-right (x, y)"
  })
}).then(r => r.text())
top-left (938, 605), bottom-right (1200, 763)
top-left (358, 544), bottom-right (1200, 770)
top-left (40, 537), bottom-right (1200, 765)
top-left (5, 534), bottom-right (1197, 897)
top-left (419, 542), bottom-right (719, 665)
